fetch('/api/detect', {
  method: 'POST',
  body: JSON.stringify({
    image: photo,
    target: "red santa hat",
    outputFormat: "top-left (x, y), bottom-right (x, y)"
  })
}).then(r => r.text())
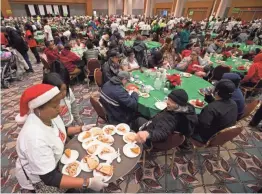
top-left (15, 84), bottom-right (60, 124)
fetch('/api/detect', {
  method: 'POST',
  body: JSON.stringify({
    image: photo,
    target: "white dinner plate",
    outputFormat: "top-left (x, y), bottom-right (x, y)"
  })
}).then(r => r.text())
top-left (93, 163), bottom-right (113, 182)
top-left (139, 92), bottom-right (150, 98)
top-left (155, 101), bottom-right (167, 110)
top-left (98, 145), bottom-right (116, 161)
top-left (62, 161), bottom-right (81, 177)
top-left (123, 144), bottom-right (141, 158)
top-left (182, 72), bottom-right (192, 78)
top-left (78, 131), bottom-right (92, 142)
top-left (90, 127), bottom-right (104, 137)
top-left (115, 123), bottom-right (130, 135)
top-left (60, 150), bottom-right (79, 164)
top-left (102, 125), bottom-right (116, 136)
top-left (80, 155), bottom-right (100, 172)
top-left (96, 135), bottom-right (114, 145)
top-left (123, 132), bottom-right (137, 144)
top-left (82, 137), bottom-right (97, 150)
top-left (86, 142), bottom-right (103, 156)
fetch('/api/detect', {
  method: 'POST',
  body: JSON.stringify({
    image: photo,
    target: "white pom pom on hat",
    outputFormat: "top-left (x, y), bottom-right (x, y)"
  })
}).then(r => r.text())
top-left (15, 84), bottom-right (60, 124)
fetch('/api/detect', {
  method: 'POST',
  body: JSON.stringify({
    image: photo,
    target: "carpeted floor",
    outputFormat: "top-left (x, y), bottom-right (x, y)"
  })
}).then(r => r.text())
top-left (1, 56), bottom-right (262, 193)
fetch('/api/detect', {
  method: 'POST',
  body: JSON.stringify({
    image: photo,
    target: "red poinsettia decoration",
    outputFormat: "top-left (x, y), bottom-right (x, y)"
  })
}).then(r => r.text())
top-left (166, 74), bottom-right (181, 86)
top-left (222, 51), bottom-right (231, 58)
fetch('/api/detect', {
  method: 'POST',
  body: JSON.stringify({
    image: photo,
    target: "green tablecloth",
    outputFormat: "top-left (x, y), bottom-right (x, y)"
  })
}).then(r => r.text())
top-left (124, 41), bottom-right (161, 49)
top-left (71, 47), bottom-right (87, 58)
top-left (226, 43), bottom-right (262, 54)
top-left (131, 69), bottom-right (212, 118)
top-left (211, 33), bottom-right (218, 39)
top-left (210, 56), bottom-right (251, 73)
top-left (35, 35), bottom-right (45, 43)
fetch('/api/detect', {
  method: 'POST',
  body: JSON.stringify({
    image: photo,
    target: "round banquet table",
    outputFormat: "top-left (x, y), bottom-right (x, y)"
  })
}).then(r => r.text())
top-left (210, 56), bottom-right (251, 74)
top-left (35, 35), bottom-right (45, 44)
top-left (131, 69), bottom-right (212, 118)
top-left (124, 40), bottom-right (161, 49)
top-left (226, 43), bottom-right (262, 54)
top-left (59, 133), bottom-right (142, 183)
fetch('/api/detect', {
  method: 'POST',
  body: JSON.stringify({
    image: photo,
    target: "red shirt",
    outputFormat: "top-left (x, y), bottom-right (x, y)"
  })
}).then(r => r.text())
top-left (186, 60), bottom-right (199, 73)
top-left (242, 62), bottom-right (262, 84)
top-left (182, 50), bottom-right (192, 58)
top-left (59, 49), bottom-right (80, 73)
top-left (0, 32), bottom-right (8, 46)
top-left (25, 30), bottom-right (37, 48)
top-left (44, 48), bottom-right (59, 64)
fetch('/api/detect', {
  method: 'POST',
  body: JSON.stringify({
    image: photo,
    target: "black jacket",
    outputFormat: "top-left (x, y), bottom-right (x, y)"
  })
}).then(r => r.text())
top-left (142, 104), bottom-right (198, 142)
top-left (6, 27), bottom-right (28, 55)
top-left (100, 76), bottom-right (139, 124)
top-left (133, 40), bottom-right (147, 67)
top-left (102, 59), bottom-right (120, 84)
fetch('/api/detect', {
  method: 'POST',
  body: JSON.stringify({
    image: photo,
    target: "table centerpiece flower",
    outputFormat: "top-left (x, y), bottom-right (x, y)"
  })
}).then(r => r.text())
top-left (165, 74), bottom-right (181, 89)
top-left (222, 51), bottom-right (231, 61)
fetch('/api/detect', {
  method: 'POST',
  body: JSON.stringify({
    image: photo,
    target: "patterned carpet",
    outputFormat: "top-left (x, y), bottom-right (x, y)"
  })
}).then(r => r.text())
top-left (1, 54), bottom-right (262, 193)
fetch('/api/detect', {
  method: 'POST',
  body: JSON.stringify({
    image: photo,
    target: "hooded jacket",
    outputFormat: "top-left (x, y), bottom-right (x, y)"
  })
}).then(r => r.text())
top-left (133, 40), bottom-right (148, 67)
top-left (222, 73), bottom-right (245, 119)
top-left (102, 58), bottom-right (120, 84)
top-left (100, 76), bottom-right (139, 124)
top-left (142, 104), bottom-right (198, 142)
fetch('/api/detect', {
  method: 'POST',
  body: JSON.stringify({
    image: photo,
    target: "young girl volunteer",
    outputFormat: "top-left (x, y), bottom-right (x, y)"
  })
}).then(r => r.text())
top-left (15, 84), bottom-right (108, 192)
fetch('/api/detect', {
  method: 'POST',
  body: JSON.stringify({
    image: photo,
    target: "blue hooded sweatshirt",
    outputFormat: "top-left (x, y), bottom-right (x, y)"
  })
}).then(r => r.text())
top-left (222, 73), bottom-right (245, 119)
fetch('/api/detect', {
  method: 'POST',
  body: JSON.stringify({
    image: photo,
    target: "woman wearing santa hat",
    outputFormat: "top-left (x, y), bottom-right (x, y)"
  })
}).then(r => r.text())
top-left (15, 84), bottom-right (108, 193)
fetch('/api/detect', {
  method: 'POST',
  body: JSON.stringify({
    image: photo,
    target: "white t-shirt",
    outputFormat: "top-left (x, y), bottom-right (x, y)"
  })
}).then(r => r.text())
top-left (63, 30), bottom-right (71, 39)
top-left (44, 25), bottom-right (54, 41)
top-left (111, 22), bottom-right (119, 33)
top-left (118, 25), bottom-right (127, 38)
top-left (16, 114), bottom-right (66, 190)
top-left (59, 88), bottom-right (76, 127)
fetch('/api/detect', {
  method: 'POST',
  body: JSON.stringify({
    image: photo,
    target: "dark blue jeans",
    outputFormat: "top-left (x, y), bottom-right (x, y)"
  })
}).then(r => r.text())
top-left (22, 52), bottom-right (33, 70)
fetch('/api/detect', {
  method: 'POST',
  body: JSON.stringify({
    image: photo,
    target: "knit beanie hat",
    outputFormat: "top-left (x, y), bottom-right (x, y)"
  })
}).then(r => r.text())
top-left (168, 89), bottom-right (189, 106)
top-left (15, 84), bottom-right (60, 124)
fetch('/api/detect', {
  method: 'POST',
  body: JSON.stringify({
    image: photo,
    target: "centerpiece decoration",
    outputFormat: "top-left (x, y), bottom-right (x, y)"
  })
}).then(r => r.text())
top-left (222, 51), bottom-right (231, 61)
top-left (165, 74), bottom-right (181, 89)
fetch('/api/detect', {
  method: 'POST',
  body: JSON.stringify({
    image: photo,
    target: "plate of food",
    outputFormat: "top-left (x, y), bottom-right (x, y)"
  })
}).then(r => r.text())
top-left (102, 125), bottom-right (116, 136)
top-left (155, 101), bottom-right (167, 110)
top-left (98, 145), bottom-right (116, 161)
top-left (86, 142), bottom-right (102, 155)
top-left (139, 92), bottom-right (150, 98)
top-left (90, 127), bottom-right (104, 137)
top-left (189, 99), bottom-right (206, 109)
top-left (198, 87), bottom-right (213, 96)
top-left (123, 144), bottom-right (141, 158)
top-left (82, 137), bottom-right (96, 150)
top-left (81, 155), bottom-right (100, 172)
top-left (62, 161), bottom-right (81, 177)
top-left (61, 149), bottom-right (79, 164)
top-left (78, 131), bottom-right (92, 142)
top-left (93, 163), bottom-right (114, 182)
top-left (123, 132), bottom-right (137, 144)
top-left (237, 65), bottom-right (246, 70)
top-left (97, 134), bottom-right (114, 145)
top-left (116, 123), bottom-right (130, 135)
top-left (126, 84), bottom-right (139, 91)
top-left (181, 72), bottom-right (192, 78)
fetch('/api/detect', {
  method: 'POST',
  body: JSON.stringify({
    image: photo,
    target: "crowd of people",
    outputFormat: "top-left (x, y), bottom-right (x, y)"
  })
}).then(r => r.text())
top-left (1, 13), bottom-right (262, 192)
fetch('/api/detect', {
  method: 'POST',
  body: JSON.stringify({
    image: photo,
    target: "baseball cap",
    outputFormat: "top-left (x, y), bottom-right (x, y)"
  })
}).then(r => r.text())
top-left (117, 71), bottom-right (130, 81)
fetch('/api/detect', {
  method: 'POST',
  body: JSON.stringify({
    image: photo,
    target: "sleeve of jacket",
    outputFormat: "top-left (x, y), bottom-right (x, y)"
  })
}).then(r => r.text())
top-left (242, 63), bottom-right (256, 83)
top-left (207, 44), bottom-right (215, 53)
top-left (116, 87), bottom-right (138, 111)
top-left (176, 57), bottom-right (189, 71)
top-left (198, 105), bottom-right (215, 131)
top-left (146, 115), bottom-right (176, 142)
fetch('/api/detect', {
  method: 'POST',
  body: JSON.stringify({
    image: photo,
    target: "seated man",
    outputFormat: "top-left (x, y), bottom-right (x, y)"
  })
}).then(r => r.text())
top-left (102, 51), bottom-right (121, 84)
top-left (44, 41), bottom-right (59, 64)
top-left (135, 89), bottom-right (198, 144)
top-left (194, 79), bottom-right (238, 143)
top-left (222, 73), bottom-right (245, 119)
top-left (59, 43), bottom-right (81, 78)
top-left (100, 71), bottom-right (139, 124)
top-left (206, 39), bottom-right (223, 54)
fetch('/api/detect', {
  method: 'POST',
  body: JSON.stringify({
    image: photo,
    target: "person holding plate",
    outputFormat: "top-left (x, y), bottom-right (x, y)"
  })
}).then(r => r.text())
top-left (15, 84), bottom-right (108, 193)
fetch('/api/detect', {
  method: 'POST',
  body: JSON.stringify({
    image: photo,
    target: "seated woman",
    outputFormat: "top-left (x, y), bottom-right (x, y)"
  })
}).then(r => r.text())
top-left (241, 55), bottom-right (262, 87)
top-left (43, 72), bottom-right (83, 126)
top-left (160, 37), bottom-right (176, 68)
top-left (60, 43), bottom-right (81, 78)
top-left (120, 48), bottom-right (140, 72)
top-left (15, 84), bottom-right (108, 193)
top-left (175, 50), bottom-right (208, 77)
top-left (83, 41), bottom-right (99, 62)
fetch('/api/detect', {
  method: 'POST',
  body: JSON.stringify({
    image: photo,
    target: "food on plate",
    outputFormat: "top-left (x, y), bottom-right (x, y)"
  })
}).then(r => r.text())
top-left (64, 149), bottom-right (71, 158)
top-left (92, 128), bottom-right (103, 136)
top-left (237, 65), bottom-right (245, 70)
top-left (96, 164), bottom-right (114, 176)
top-left (195, 99), bottom-right (205, 107)
top-left (83, 138), bottom-right (94, 145)
top-left (100, 147), bottom-right (112, 155)
top-left (117, 125), bottom-right (126, 133)
top-left (83, 131), bottom-right (91, 140)
top-left (104, 127), bottom-right (115, 135)
top-left (130, 146), bottom-right (141, 155)
top-left (87, 144), bottom-right (99, 154)
top-left (83, 156), bottom-right (99, 170)
top-left (126, 133), bottom-right (137, 143)
top-left (66, 162), bottom-right (79, 176)
top-left (126, 84), bottom-right (139, 91)
top-left (140, 93), bottom-right (150, 98)
top-left (97, 135), bottom-right (113, 144)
